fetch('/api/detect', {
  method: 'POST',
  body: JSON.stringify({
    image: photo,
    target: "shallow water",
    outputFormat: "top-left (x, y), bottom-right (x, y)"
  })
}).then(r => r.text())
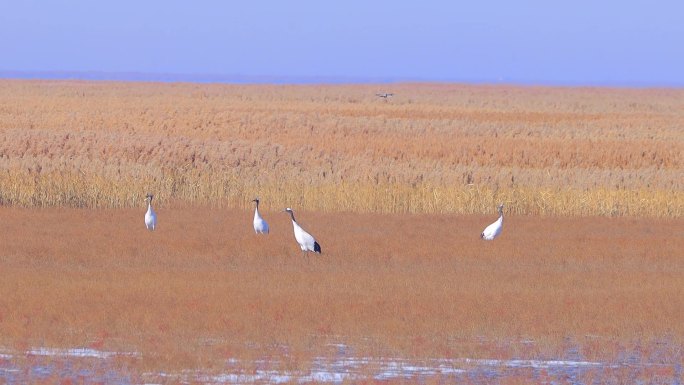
top-left (0, 344), bottom-right (681, 384)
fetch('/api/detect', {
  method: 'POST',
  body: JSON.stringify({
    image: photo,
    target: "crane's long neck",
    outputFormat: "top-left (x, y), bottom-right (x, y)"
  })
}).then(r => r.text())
top-left (255, 200), bottom-right (259, 210)
top-left (288, 211), bottom-right (296, 223)
top-left (147, 199), bottom-right (153, 213)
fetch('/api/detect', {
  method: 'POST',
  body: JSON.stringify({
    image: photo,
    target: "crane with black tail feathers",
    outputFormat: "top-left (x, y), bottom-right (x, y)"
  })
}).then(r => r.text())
top-left (284, 208), bottom-right (321, 255)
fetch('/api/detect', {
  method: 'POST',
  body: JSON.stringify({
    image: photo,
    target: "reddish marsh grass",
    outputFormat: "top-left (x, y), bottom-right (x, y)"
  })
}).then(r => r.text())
top-left (0, 207), bottom-right (681, 372)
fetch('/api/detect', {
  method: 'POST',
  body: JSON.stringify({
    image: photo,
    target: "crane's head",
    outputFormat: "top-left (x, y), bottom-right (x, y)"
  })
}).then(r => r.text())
top-left (252, 197), bottom-right (260, 204)
top-left (497, 203), bottom-right (504, 213)
top-left (145, 193), bottom-right (154, 201)
top-left (283, 208), bottom-right (296, 220)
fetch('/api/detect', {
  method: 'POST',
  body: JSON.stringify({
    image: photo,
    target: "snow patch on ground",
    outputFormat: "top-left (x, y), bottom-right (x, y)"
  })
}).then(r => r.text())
top-left (25, 347), bottom-right (141, 359)
top-left (141, 355), bottom-right (618, 384)
top-left (0, 344), bottom-right (680, 384)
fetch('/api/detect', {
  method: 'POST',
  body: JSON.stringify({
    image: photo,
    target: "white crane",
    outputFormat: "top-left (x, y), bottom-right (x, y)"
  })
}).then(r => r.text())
top-left (284, 208), bottom-right (321, 255)
top-left (252, 198), bottom-right (269, 234)
top-left (144, 193), bottom-right (157, 231)
top-left (481, 203), bottom-right (504, 240)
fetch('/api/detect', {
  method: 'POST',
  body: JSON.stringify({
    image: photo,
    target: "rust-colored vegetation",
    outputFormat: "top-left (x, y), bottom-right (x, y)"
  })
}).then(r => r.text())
top-left (0, 80), bottom-right (682, 216)
top-left (0, 207), bottom-right (682, 370)
top-left (0, 81), bottom-right (682, 379)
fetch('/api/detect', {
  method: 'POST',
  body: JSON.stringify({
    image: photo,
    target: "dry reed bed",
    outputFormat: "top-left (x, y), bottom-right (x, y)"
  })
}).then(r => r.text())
top-left (0, 80), bottom-right (682, 216)
top-left (0, 207), bottom-right (682, 371)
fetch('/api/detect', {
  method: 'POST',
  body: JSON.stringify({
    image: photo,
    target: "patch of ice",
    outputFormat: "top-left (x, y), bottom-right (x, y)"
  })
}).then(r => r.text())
top-left (149, 357), bottom-right (471, 384)
top-left (373, 360), bottom-right (466, 381)
top-left (299, 370), bottom-right (356, 383)
top-left (5, 346), bottom-right (632, 385)
top-left (201, 371), bottom-right (293, 384)
top-left (25, 347), bottom-right (141, 359)
top-left (460, 358), bottom-right (607, 369)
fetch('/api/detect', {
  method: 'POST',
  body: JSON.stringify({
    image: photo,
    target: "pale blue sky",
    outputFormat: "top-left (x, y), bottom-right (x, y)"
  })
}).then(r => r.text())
top-left (1, 0), bottom-right (683, 85)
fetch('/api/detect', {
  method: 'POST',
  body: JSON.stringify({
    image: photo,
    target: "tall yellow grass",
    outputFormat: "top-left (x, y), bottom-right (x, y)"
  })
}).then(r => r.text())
top-left (0, 80), bottom-right (681, 216)
top-left (0, 171), bottom-right (680, 217)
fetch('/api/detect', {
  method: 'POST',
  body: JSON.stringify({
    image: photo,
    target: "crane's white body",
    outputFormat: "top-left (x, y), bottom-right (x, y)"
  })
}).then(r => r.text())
top-left (252, 199), bottom-right (269, 234)
top-left (285, 208), bottom-right (321, 254)
top-left (144, 197), bottom-right (157, 231)
top-left (292, 221), bottom-right (316, 251)
top-left (481, 204), bottom-right (504, 240)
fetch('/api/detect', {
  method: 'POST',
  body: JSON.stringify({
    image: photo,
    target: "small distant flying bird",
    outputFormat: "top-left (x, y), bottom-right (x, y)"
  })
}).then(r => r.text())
top-left (144, 193), bottom-right (157, 231)
top-left (375, 93), bottom-right (394, 99)
top-left (252, 198), bottom-right (269, 234)
top-left (284, 208), bottom-right (321, 255)
top-left (481, 204), bottom-right (504, 240)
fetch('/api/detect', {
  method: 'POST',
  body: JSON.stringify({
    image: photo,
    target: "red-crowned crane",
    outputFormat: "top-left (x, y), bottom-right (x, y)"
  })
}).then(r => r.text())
top-left (481, 204), bottom-right (504, 240)
top-left (144, 193), bottom-right (157, 231)
top-left (252, 198), bottom-right (269, 234)
top-left (284, 208), bottom-right (321, 255)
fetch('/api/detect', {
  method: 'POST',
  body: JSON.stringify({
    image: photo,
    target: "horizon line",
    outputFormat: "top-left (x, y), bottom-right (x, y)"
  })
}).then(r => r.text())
top-left (1, 69), bottom-right (683, 88)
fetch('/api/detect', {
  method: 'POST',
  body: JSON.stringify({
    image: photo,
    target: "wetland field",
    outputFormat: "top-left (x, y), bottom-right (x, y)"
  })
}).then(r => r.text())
top-left (0, 80), bottom-right (682, 383)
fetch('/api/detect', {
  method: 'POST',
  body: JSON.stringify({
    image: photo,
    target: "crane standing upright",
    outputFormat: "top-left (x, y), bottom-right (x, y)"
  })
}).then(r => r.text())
top-left (144, 193), bottom-right (157, 231)
top-left (252, 198), bottom-right (269, 234)
top-left (481, 204), bottom-right (504, 240)
top-left (284, 208), bottom-right (321, 255)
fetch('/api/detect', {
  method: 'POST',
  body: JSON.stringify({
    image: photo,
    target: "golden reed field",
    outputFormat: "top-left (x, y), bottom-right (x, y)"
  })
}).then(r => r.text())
top-left (0, 80), bottom-right (682, 216)
top-left (0, 80), bottom-right (683, 382)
